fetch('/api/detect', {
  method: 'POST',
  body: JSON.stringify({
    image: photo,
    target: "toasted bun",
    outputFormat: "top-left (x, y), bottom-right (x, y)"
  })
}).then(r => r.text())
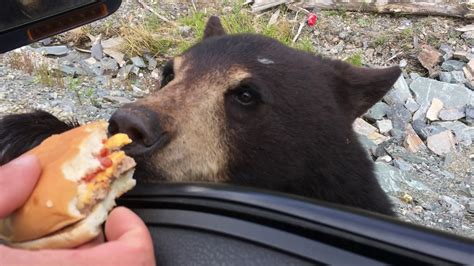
top-left (9, 170), bottom-right (136, 250)
top-left (0, 121), bottom-right (136, 250)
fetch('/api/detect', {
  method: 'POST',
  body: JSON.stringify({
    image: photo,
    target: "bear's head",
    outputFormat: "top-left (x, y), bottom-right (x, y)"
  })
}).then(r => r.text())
top-left (106, 17), bottom-right (400, 215)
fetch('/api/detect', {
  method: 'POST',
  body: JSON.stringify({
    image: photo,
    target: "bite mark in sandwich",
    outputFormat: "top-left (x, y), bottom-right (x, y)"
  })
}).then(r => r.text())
top-left (0, 121), bottom-right (136, 250)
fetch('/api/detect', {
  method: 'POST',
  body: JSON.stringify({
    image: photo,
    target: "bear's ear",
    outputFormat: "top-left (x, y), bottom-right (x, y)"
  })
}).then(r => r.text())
top-left (203, 16), bottom-right (226, 39)
top-left (334, 63), bottom-right (401, 120)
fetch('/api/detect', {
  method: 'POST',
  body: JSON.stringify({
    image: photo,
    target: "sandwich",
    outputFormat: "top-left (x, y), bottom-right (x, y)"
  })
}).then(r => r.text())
top-left (0, 121), bottom-right (136, 250)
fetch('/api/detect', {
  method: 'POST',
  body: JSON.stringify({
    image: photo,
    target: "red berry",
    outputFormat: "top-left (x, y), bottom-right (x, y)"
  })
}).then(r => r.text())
top-left (99, 157), bottom-right (113, 168)
top-left (307, 13), bottom-right (317, 26)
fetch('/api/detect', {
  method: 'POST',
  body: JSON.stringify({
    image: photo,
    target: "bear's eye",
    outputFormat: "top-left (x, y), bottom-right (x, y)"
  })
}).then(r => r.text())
top-left (160, 61), bottom-right (174, 88)
top-left (232, 84), bottom-right (260, 106)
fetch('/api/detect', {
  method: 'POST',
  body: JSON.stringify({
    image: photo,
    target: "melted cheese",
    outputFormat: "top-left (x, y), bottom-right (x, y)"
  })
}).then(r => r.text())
top-left (104, 133), bottom-right (132, 150)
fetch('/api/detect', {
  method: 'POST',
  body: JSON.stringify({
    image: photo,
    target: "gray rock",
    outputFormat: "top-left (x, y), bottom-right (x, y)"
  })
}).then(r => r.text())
top-left (131, 56), bottom-right (146, 68)
top-left (376, 119), bottom-right (393, 134)
top-left (461, 31), bottom-right (474, 46)
top-left (364, 102), bottom-right (390, 120)
top-left (468, 200), bottom-right (474, 214)
top-left (385, 145), bottom-right (427, 164)
top-left (40, 38), bottom-right (52, 46)
top-left (410, 77), bottom-right (474, 108)
top-left (384, 76), bottom-right (412, 105)
top-left (376, 155), bottom-right (392, 163)
top-left (36, 45), bottom-right (69, 56)
top-left (387, 103), bottom-right (412, 141)
top-left (439, 44), bottom-right (453, 61)
top-left (59, 65), bottom-right (83, 76)
top-left (355, 133), bottom-right (376, 159)
top-left (393, 158), bottom-right (413, 172)
top-left (374, 162), bottom-right (430, 193)
top-left (440, 196), bottom-right (464, 214)
top-left (441, 60), bottom-right (465, 72)
top-left (144, 54), bottom-right (157, 70)
top-left (433, 121), bottom-right (472, 146)
top-left (466, 104), bottom-right (474, 125)
top-left (373, 162), bottom-right (403, 193)
top-left (453, 50), bottom-right (472, 62)
top-left (117, 65), bottom-right (133, 80)
top-left (427, 131), bottom-right (456, 156)
top-left (399, 59), bottom-right (407, 68)
top-left (100, 57), bottom-right (119, 74)
top-left (451, 71), bottom-right (467, 84)
top-left (91, 42), bottom-right (103, 60)
top-left (410, 73), bottom-right (421, 80)
top-left (404, 98), bottom-right (419, 113)
top-left (438, 107), bottom-right (465, 121)
top-left (412, 103), bottom-right (429, 121)
top-left (439, 72), bottom-right (453, 83)
top-left (103, 96), bottom-right (133, 105)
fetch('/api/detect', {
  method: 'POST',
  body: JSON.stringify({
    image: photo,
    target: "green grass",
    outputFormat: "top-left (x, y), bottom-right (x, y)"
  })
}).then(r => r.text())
top-left (121, 1), bottom-right (317, 60)
top-left (345, 53), bottom-right (363, 66)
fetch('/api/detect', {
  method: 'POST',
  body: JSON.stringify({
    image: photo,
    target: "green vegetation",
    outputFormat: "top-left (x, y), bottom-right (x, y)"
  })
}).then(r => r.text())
top-left (120, 1), bottom-right (316, 59)
top-left (345, 53), bottom-right (363, 66)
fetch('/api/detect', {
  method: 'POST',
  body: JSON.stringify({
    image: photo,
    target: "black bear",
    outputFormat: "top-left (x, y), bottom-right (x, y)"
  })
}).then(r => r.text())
top-left (0, 17), bottom-right (401, 216)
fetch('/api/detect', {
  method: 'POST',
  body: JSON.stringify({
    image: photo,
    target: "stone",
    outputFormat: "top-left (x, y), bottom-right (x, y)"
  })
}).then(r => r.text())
top-left (384, 75), bottom-right (411, 105)
top-left (353, 118), bottom-right (377, 136)
top-left (433, 121), bottom-right (472, 147)
top-left (466, 104), bottom-right (474, 125)
top-left (36, 45), bottom-right (69, 56)
top-left (103, 96), bottom-right (133, 104)
top-left (59, 65), bottom-right (86, 76)
top-left (100, 57), bottom-right (119, 74)
top-left (438, 107), bottom-right (465, 121)
top-left (103, 49), bottom-right (125, 67)
top-left (356, 133), bottom-right (377, 158)
top-left (144, 54), bottom-right (158, 70)
top-left (441, 60), bottom-right (465, 72)
top-left (91, 36), bottom-right (103, 60)
top-left (102, 37), bottom-right (124, 49)
top-left (410, 73), bottom-right (421, 80)
top-left (410, 78), bottom-right (474, 108)
top-left (464, 66), bottom-right (474, 90)
top-left (393, 158), bottom-right (412, 171)
top-left (427, 131), bottom-right (456, 156)
top-left (364, 102), bottom-right (390, 121)
top-left (131, 56), bottom-right (146, 68)
top-left (456, 25), bottom-right (474, 32)
top-left (376, 119), bottom-right (392, 134)
top-left (426, 98), bottom-right (444, 121)
top-left (439, 72), bottom-right (452, 83)
top-left (40, 38), bottom-right (52, 46)
top-left (404, 98), bottom-right (419, 113)
top-left (387, 103), bottom-right (412, 141)
top-left (451, 71), bottom-right (467, 84)
top-left (440, 196), bottom-right (464, 214)
top-left (117, 65), bottom-right (133, 80)
top-left (453, 50), bottom-right (471, 62)
top-left (417, 45), bottom-right (442, 72)
top-left (352, 118), bottom-right (390, 145)
top-left (404, 124), bottom-right (426, 153)
top-left (376, 155), bottom-right (392, 163)
top-left (467, 59), bottom-right (474, 74)
top-left (439, 44), bottom-right (453, 61)
top-left (461, 31), bottom-right (474, 46)
top-left (373, 162), bottom-right (403, 193)
top-left (399, 59), bottom-right (407, 68)
top-left (468, 200), bottom-right (474, 214)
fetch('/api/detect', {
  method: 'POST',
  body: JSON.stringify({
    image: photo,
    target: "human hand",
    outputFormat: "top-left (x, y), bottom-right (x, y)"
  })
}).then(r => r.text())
top-left (0, 155), bottom-right (156, 266)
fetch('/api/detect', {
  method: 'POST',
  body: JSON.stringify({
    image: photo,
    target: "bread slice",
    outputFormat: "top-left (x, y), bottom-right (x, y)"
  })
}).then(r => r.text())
top-left (10, 170), bottom-right (136, 250)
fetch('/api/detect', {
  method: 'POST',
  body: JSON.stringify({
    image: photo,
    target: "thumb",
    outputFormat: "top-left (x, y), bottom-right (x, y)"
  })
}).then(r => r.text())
top-left (0, 155), bottom-right (41, 218)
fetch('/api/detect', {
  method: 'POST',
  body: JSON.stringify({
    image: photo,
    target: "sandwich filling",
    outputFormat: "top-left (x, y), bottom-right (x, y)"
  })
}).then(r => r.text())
top-left (76, 133), bottom-right (136, 213)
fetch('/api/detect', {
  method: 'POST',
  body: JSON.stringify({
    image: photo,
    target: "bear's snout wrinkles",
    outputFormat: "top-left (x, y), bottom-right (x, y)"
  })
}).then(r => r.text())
top-left (108, 105), bottom-right (169, 156)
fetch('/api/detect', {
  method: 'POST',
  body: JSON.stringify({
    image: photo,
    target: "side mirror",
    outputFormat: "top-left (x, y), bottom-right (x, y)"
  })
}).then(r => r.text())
top-left (0, 0), bottom-right (122, 53)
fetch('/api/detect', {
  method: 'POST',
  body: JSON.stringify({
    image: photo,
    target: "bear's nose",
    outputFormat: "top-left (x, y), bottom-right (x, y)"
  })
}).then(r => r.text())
top-left (108, 105), bottom-right (165, 156)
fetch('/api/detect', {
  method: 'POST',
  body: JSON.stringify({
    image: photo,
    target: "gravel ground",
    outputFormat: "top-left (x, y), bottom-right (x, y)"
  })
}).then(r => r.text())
top-left (0, 0), bottom-right (473, 239)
